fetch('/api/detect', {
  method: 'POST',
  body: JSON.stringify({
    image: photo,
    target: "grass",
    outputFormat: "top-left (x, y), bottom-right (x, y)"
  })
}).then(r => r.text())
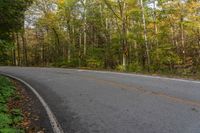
top-left (0, 76), bottom-right (24, 133)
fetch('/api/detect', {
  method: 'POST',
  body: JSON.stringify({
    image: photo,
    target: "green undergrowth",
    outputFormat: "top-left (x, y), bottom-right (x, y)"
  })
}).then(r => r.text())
top-left (0, 76), bottom-right (24, 133)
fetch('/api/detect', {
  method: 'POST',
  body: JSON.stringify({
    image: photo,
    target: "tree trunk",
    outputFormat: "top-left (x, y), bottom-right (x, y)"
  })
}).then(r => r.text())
top-left (16, 33), bottom-right (21, 66)
top-left (140, 0), bottom-right (150, 71)
top-left (180, 2), bottom-right (186, 70)
top-left (119, 1), bottom-right (127, 68)
top-left (153, 0), bottom-right (158, 47)
top-left (79, 33), bottom-right (82, 67)
top-left (12, 33), bottom-right (16, 66)
top-left (21, 31), bottom-right (28, 66)
top-left (83, 0), bottom-right (87, 56)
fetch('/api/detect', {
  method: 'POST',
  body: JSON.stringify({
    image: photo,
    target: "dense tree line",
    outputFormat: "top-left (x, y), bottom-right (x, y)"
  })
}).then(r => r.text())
top-left (0, 0), bottom-right (32, 65)
top-left (1, 0), bottom-right (200, 76)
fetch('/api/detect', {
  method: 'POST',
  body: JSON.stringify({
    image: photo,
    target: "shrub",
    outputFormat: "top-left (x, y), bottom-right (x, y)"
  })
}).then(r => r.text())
top-left (116, 65), bottom-right (126, 72)
top-left (128, 63), bottom-right (143, 72)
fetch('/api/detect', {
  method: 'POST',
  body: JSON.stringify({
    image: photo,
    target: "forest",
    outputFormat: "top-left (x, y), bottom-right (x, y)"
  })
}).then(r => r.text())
top-left (1, 0), bottom-right (200, 77)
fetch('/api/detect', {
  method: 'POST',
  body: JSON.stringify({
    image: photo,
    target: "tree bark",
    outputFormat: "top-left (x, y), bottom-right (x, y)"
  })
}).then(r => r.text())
top-left (21, 30), bottom-right (28, 66)
top-left (140, 0), bottom-right (150, 71)
top-left (83, 0), bottom-right (87, 56)
top-left (16, 33), bottom-right (21, 66)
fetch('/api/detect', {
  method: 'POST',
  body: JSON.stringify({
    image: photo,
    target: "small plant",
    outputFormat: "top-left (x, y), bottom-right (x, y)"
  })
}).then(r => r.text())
top-left (116, 65), bottom-right (126, 72)
top-left (128, 63), bottom-right (143, 72)
top-left (13, 95), bottom-right (21, 100)
top-left (11, 109), bottom-right (23, 125)
top-left (0, 104), bottom-right (8, 113)
top-left (0, 113), bottom-right (12, 128)
top-left (0, 128), bottom-right (24, 133)
top-left (0, 76), bottom-right (25, 132)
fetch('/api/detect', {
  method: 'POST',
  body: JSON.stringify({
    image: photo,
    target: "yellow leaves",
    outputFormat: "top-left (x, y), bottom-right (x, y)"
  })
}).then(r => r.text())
top-left (58, 0), bottom-right (64, 4)
top-left (185, 1), bottom-right (200, 13)
top-left (37, 11), bottom-right (59, 29)
top-left (147, 23), bottom-right (154, 29)
top-left (126, 0), bottom-right (137, 5)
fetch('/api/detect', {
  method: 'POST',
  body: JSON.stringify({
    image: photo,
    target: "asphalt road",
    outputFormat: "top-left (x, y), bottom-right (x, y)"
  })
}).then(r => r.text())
top-left (0, 67), bottom-right (200, 133)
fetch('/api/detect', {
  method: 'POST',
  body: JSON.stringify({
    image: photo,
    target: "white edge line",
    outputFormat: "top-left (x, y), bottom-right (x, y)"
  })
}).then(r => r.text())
top-left (76, 69), bottom-right (200, 84)
top-left (0, 73), bottom-right (64, 133)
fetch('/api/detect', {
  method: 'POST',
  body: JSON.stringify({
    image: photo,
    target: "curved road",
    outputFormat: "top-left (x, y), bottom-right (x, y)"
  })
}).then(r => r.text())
top-left (0, 67), bottom-right (200, 133)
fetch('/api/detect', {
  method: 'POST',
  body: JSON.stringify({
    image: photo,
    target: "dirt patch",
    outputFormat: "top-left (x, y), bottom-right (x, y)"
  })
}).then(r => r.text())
top-left (8, 79), bottom-right (53, 133)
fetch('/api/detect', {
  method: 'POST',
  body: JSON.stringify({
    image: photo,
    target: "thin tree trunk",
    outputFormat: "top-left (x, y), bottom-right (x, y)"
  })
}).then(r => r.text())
top-left (181, 17), bottom-right (185, 65)
top-left (197, 28), bottom-right (200, 66)
top-left (68, 46), bottom-right (71, 63)
top-left (67, 27), bottom-right (71, 63)
top-left (13, 48), bottom-right (16, 66)
top-left (52, 28), bottom-right (60, 60)
top-left (12, 33), bottom-right (16, 66)
top-left (21, 31), bottom-right (28, 66)
top-left (16, 33), bottom-right (21, 66)
top-left (118, 1), bottom-right (127, 67)
top-left (140, 0), bottom-right (150, 71)
top-left (41, 31), bottom-right (45, 66)
top-left (83, 0), bottom-right (87, 56)
top-left (180, 2), bottom-right (186, 68)
top-left (79, 33), bottom-right (82, 67)
top-left (153, 0), bottom-right (158, 47)
top-left (153, 0), bottom-right (159, 65)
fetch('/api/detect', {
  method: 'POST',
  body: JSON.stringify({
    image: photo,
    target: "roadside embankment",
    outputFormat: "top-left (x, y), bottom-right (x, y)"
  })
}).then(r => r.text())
top-left (0, 76), bottom-right (52, 133)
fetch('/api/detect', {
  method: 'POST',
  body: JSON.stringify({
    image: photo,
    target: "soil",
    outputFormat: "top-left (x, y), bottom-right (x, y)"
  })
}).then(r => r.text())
top-left (8, 79), bottom-right (53, 133)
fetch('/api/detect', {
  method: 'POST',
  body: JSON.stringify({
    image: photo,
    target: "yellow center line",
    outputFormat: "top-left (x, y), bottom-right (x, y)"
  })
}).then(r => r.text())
top-left (77, 74), bottom-right (200, 108)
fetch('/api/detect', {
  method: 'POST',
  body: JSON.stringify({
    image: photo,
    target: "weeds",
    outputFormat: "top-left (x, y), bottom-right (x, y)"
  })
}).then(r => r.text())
top-left (0, 76), bottom-right (24, 133)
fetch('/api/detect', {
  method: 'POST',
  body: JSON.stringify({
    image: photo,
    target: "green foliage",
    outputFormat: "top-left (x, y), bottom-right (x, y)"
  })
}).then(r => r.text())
top-left (1, 0), bottom-right (200, 78)
top-left (128, 63), bottom-right (143, 72)
top-left (13, 116), bottom-right (23, 125)
top-left (11, 109), bottom-right (22, 116)
top-left (0, 113), bottom-right (12, 128)
top-left (0, 104), bottom-right (8, 113)
top-left (151, 44), bottom-right (181, 71)
top-left (0, 0), bottom-right (33, 33)
top-left (0, 0), bottom-right (33, 65)
top-left (116, 65), bottom-right (126, 72)
top-left (0, 77), bottom-right (15, 103)
top-left (0, 40), bottom-right (14, 65)
top-left (86, 58), bottom-right (102, 68)
top-left (0, 128), bottom-right (24, 133)
top-left (0, 76), bottom-right (24, 132)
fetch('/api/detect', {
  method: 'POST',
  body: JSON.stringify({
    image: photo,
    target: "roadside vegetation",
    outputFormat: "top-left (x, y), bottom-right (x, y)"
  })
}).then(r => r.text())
top-left (0, 76), bottom-right (24, 133)
top-left (1, 0), bottom-right (200, 79)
